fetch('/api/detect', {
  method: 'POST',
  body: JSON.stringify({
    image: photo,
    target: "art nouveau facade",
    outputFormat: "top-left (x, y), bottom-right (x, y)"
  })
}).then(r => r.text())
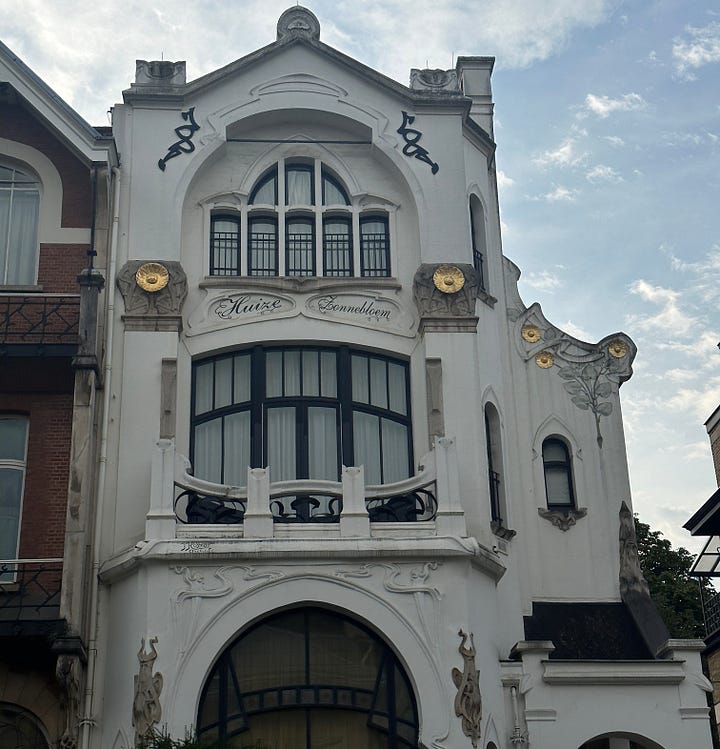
top-left (71, 7), bottom-right (716, 749)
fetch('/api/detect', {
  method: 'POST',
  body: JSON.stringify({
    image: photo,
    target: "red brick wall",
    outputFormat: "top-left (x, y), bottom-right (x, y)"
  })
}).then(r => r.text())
top-left (0, 393), bottom-right (73, 560)
top-left (0, 103), bottom-right (91, 228)
top-left (38, 244), bottom-right (89, 292)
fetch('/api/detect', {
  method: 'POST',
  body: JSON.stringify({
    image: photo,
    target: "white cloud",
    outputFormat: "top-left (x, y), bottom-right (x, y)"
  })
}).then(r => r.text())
top-left (604, 135), bottom-right (625, 147)
top-left (673, 22), bottom-right (720, 80)
top-left (522, 269), bottom-right (564, 292)
top-left (559, 320), bottom-right (594, 341)
top-left (496, 170), bottom-right (515, 189)
top-left (533, 136), bottom-right (587, 167)
top-left (665, 368), bottom-right (701, 383)
top-left (540, 185), bottom-right (578, 202)
top-left (666, 378), bottom-right (720, 421)
top-left (584, 93), bottom-right (647, 118)
top-left (585, 164), bottom-right (623, 183)
top-left (628, 279), bottom-right (697, 337)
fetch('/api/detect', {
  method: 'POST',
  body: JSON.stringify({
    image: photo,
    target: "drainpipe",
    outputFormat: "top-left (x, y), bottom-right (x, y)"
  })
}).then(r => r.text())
top-left (79, 164), bottom-right (120, 749)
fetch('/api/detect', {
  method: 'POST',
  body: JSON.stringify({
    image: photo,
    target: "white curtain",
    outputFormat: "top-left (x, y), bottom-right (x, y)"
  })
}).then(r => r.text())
top-left (223, 411), bottom-right (251, 486)
top-left (283, 350), bottom-right (301, 396)
top-left (369, 358), bottom-right (387, 409)
top-left (233, 354), bottom-right (251, 403)
top-left (320, 351), bottom-right (337, 397)
top-left (7, 189), bottom-right (39, 285)
top-left (388, 362), bottom-right (407, 414)
top-left (353, 411), bottom-right (380, 484)
top-left (194, 419), bottom-right (222, 483)
top-left (302, 351), bottom-right (319, 396)
top-left (267, 407), bottom-right (296, 481)
top-left (0, 468), bottom-right (22, 561)
top-left (214, 357), bottom-right (232, 409)
top-left (382, 419), bottom-right (409, 484)
top-left (308, 407), bottom-right (337, 480)
top-left (194, 362), bottom-right (214, 414)
top-left (286, 169), bottom-right (312, 205)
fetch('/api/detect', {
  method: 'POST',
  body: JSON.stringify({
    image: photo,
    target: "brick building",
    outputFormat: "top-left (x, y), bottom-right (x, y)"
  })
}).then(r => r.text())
top-left (0, 42), bottom-right (116, 747)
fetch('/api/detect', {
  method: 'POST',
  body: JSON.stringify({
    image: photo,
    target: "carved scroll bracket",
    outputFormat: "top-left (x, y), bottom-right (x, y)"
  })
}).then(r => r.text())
top-left (537, 506), bottom-right (587, 531)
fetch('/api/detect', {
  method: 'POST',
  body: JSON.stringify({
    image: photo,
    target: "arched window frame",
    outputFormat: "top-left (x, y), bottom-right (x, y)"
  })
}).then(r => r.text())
top-left (542, 436), bottom-right (576, 509)
top-left (208, 158), bottom-right (391, 279)
top-left (468, 193), bottom-right (487, 291)
top-left (0, 702), bottom-right (51, 748)
top-left (0, 162), bottom-right (40, 286)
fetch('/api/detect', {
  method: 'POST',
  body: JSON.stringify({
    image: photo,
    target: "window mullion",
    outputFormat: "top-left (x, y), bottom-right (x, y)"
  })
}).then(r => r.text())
top-left (314, 161), bottom-right (322, 275)
top-left (278, 159), bottom-right (286, 276)
top-left (351, 208), bottom-right (360, 280)
top-left (338, 347), bottom-right (354, 468)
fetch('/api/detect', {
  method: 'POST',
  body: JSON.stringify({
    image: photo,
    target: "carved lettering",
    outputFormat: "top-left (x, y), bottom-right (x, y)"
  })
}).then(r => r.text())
top-left (315, 295), bottom-right (392, 320)
top-left (215, 294), bottom-right (286, 319)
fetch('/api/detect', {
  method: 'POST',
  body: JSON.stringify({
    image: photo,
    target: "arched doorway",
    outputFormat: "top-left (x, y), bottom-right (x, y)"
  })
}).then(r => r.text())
top-left (197, 607), bottom-right (419, 748)
top-left (0, 703), bottom-right (50, 749)
top-left (579, 735), bottom-right (665, 749)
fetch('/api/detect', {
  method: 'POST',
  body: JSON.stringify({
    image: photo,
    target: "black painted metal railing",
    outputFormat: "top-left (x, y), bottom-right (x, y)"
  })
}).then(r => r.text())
top-left (0, 294), bottom-right (80, 345)
top-left (0, 559), bottom-right (63, 623)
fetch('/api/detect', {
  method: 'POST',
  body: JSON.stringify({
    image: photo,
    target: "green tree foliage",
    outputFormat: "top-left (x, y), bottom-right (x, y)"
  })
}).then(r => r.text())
top-left (635, 515), bottom-right (712, 638)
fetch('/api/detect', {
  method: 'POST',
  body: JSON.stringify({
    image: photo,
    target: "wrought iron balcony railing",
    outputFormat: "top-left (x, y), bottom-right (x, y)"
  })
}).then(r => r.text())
top-left (703, 588), bottom-right (720, 638)
top-left (0, 559), bottom-right (64, 635)
top-left (0, 294), bottom-right (80, 347)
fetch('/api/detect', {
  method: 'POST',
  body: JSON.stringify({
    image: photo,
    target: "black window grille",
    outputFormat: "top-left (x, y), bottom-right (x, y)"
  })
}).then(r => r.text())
top-left (210, 215), bottom-right (240, 275)
top-left (360, 216), bottom-right (390, 277)
top-left (323, 218), bottom-right (352, 276)
top-left (286, 218), bottom-right (315, 276)
top-left (248, 217), bottom-right (278, 276)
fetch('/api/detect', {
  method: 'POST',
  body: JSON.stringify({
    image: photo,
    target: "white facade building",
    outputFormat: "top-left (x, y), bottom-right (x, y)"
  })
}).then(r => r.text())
top-left (93, 8), bottom-right (712, 748)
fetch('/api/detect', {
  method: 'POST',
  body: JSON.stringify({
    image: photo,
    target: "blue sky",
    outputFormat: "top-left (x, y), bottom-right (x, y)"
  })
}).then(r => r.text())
top-left (5, 0), bottom-right (719, 550)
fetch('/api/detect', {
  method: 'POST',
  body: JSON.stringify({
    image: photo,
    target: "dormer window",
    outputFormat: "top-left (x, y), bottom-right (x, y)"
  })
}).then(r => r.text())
top-left (210, 159), bottom-right (390, 278)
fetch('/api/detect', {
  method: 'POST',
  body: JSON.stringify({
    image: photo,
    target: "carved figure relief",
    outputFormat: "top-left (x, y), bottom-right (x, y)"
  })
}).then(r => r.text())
top-left (117, 260), bottom-right (187, 322)
top-left (56, 654), bottom-right (81, 749)
top-left (452, 630), bottom-right (483, 748)
top-left (132, 637), bottom-right (163, 746)
top-left (158, 107), bottom-right (200, 171)
top-left (619, 500), bottom-right (650, 597)
top-left (397, 111), bottom-right (439, 174)
top-left (276, 6), bottom-right (321, 40)
top-left (413, 263), bottom-right (481, 318)
top-left (537, 506), bottom-right (587, 532)
top-left (410, 68), bottom-right (460, 93)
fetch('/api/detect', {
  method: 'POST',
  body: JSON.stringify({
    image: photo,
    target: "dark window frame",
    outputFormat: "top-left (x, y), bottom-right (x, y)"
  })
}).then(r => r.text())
top-left (248, 214), bottom-right (279, 277)
top-left (542, 437), bottom-right (576, 509)
top-left (249, 166), bottom-right (278, 205)
top-left (322, 215), bottom-right (353, 277)
top-left (360, 215), bottom-right (390, 278)
top-left (285, 215), bottom-right (316, 276)
top-left (210, 213), bottom-right (241, 276)
top-left (321, 170), bottom-right (350, 206)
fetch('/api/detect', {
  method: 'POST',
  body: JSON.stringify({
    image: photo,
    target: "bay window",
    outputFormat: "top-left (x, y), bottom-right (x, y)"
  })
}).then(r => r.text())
top-left (191, 346), bottom-right (412, 487)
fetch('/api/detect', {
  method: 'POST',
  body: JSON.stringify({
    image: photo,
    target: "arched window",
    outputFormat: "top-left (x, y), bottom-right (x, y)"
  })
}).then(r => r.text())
top-left (484, 404), bottom-right (505, 527)
top-left (0, 164), bottom-right (40, 285)
top-left (542, 437), bottom-right (575, 508)
top-left (197, 607), bottom-right (419, 748)
top-left (469, 194), bottom-right (486, 291)
top-left (210, 159), bottom-right (390, 278)
top-left (0, 703), bottom-right (50, 748)
top-left (191, 346), bottom-right (412, 488)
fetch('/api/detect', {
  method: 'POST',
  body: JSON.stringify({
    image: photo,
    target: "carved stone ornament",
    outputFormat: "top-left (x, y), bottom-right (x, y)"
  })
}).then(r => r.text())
top-left (56, 654), bottom-right (82, 749)
top-left (619, 500), bottom-right (650, 596)
top-left (157, 107), bottom-right (200, 172)
top-left (117, 260), bottom-right (187, 331)
top-left (413, 263), bottom-right (481, 331)
top-left (433, 264), bottom-right (465, 294)
top-left (410, 68), bottom-right (461, 93)
top-left (397, 111), bottom-right (439, 174)
top-left (133, 637), bottom-right (163, 746)
top-left (277, 6), bottom-right (321, 40)
top-left (452, 630), bottom-right (482, 748)
top-left (537, 506), bottom-right (588, 531)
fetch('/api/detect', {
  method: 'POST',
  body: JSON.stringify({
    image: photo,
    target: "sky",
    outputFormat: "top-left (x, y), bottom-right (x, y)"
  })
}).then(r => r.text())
top-left (4, 0), bottom-right (719, 551)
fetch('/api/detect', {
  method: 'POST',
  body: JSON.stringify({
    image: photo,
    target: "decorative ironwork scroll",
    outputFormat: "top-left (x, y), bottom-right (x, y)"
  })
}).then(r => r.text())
top-left (157, 107), bottom-right (200, 171)
top-left (132, 637), bottom-right (163, 745)
top-left (452, 630), bottom-right (482, 748)
top-left (397, 111), bottom-right (439, 174)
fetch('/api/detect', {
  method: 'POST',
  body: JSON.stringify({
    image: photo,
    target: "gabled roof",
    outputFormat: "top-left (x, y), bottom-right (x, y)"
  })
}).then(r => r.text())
top-left (685, 486), bottom-right (720, 536)
top-left (0, 40), bottom-right (116, 164)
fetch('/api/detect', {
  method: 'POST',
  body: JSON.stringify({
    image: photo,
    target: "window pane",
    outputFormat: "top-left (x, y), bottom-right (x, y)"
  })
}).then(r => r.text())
top-left (211, 217), bottom-right (239, 275)
top-left (0, 191), bottom-right (10, 281)
top-left (284, 350), bottom-right (301, 396)
top-left (214, 357), bottom-right (232, 409)
top-left (0, 468), bottom-right (22, 559)
top-left (0, 417), bottom-right (28, 460)
top-left (266, 351), bottom-right (283, 397)
top-left (286, 167), bottom-right (313, 205)
top-left (361, 218), bottom-right (390, 277)
top-left (286, 219), bottom-right (314, 276)
top-left (320, 352), bottom-right (337, 397)
top-left (323, 218), bottom-right (352, 277)
top-left (194, 418), bottom-right (222, 483)
top-left (369, 358), bottom-right (388, 409)
top-left (352, 355), bottom-right (369, 404)
top-left (308, 407), bottom-right (338, 480)
top-left (233, 354), bottom-right (251, 403)
top-left (194, 362), bottom-right (214, 414)
top-left (250, 172), bottom-right (276, 205)
top-left (302, 350), bottom-right (319, 396)
top-left (546, 467), bottom-right (572, 506)
top-left (382, 419), bottom-right (409, 484)
top-left (267, 407), bottom-right (296, 481)
top-left (544, 441), bottom-right (567, 463)
top-left (249, 218), bottom-right (277, 276)
top-left (388, 362), bottom-right (407, 415)
top-left (353, 411), bottom-right (381, 484)
top-left (224, 411), bottom-right (251, 486)
top-left (6, 189), bottom-right (39, 285)
top-left (322, 175), bottom-right (349, 205)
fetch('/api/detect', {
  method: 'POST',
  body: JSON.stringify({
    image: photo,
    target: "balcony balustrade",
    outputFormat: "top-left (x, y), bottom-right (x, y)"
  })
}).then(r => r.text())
top-left (145, 436), bottom-right (465, 541)
top-left (0, 293), bottom-right (80, 354)
top-left (0, 559), bottom-right (64, 636)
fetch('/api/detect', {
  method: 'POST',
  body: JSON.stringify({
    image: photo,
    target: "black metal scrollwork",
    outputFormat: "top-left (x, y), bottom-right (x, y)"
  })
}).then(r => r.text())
top-left (397, 111), bottom-right (439, 174)
top-left (174, 490), bottom-right (245, 524)
top-left (157, 107), bottom-right (200, 171)
top-left (366, 487), bottom-right (437, 522)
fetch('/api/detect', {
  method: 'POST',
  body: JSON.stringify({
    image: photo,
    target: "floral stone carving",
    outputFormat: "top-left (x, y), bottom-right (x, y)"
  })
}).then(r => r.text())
top-left (452, 630), bottom-right (482, 748)
top-left (117, 261), bottom-right (187, 331)
top-left (413, 263), bottom-right (482, 321)
top-left (619, 500), bottom-right (650, 597)
top-left (133, 637), bottom-right (163, 746)
top-left (537, 506), bottom-right (587, 531)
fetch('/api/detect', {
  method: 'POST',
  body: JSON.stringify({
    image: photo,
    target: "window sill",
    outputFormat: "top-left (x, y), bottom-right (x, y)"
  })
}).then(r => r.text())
top-left (491, 520), bottom-right (516, 540)
top-left (537, 506), bottom-right (587, 531)
top-left (200, 276), bottom-right (402, 293)
top-left (0, 284), bottom-right (44, 294)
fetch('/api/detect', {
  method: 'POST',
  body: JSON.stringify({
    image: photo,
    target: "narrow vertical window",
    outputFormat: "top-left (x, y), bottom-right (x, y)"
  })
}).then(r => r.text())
top-left (0, 416), bottom-right (29, 575)
top-left (322, 217), bottom-right (352, 276)
top-left (484, 404), bottom-right (505, 525)
top-left (210, 215), bottom-right (240, 275)
top-left (285, 164), bottom-right (314, 205)
top-left (0, 165), bottom-right (39, 285)
top-left (542, 437), bottom-right (575, 508)
top-left (360, 216), bottom-right (390, 277)
top-left (248, 217), bottom-right (278, 276)
top-left (286, 217), bottom-right (315, 276)
top-left (469, 195), bottom-right (486, 291)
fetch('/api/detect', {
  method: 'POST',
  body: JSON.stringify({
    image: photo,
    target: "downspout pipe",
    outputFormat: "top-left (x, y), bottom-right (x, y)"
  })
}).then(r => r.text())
top-left (79, 163), bottom-right (120, 749)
